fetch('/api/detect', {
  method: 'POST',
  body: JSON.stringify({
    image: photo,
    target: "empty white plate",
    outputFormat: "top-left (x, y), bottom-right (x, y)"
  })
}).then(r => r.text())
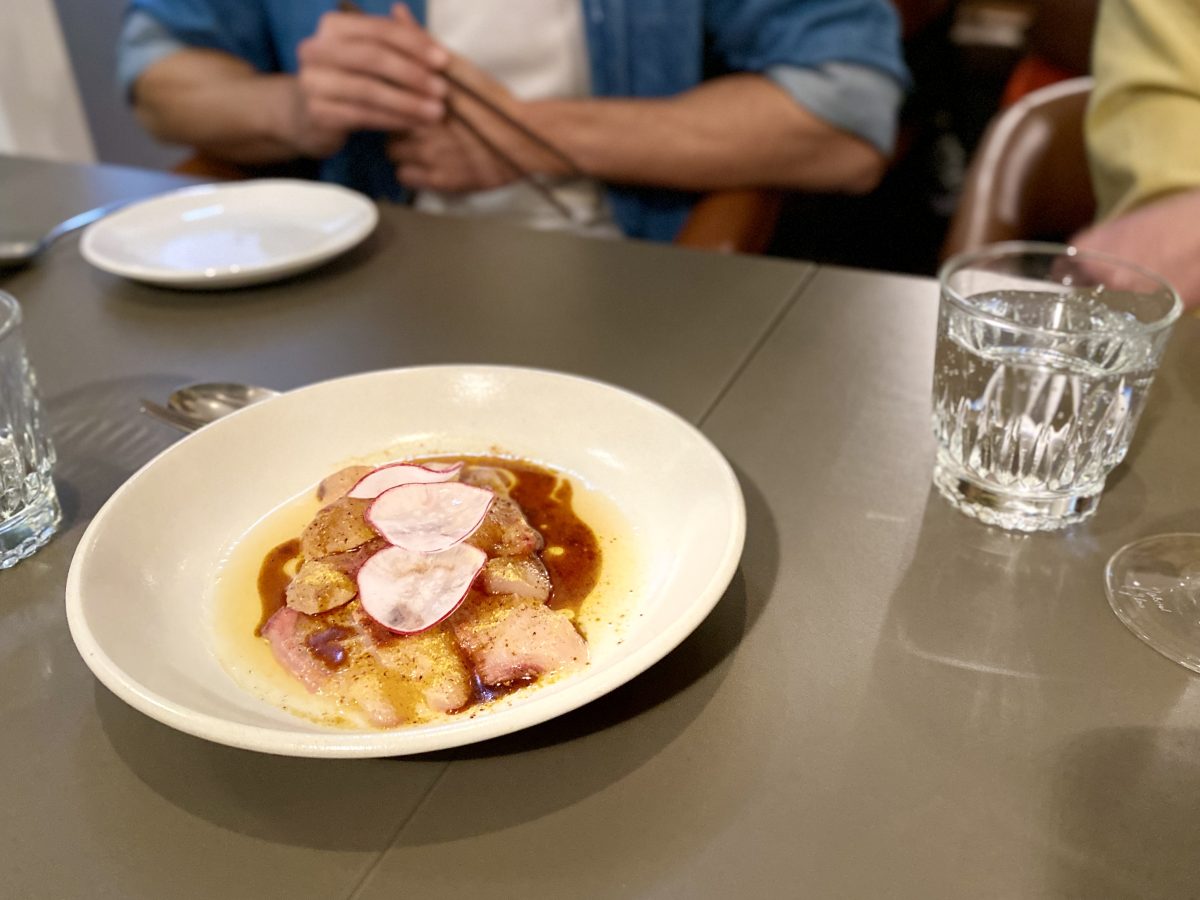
top-left (80, 179), bottom-right (378, 289)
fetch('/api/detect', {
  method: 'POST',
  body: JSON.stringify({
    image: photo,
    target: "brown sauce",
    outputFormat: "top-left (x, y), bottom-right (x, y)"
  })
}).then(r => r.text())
top-left (256, 538), bottom-right (299, 634)
top-left (253, 456), bottom-right (603, 719)
top-left (507, 467), bottom-right (601, 611)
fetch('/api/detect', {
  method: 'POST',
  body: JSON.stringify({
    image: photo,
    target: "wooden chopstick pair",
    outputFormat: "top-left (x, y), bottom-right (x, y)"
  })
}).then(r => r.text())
top-left (335, 0), bottom-right (585, 220)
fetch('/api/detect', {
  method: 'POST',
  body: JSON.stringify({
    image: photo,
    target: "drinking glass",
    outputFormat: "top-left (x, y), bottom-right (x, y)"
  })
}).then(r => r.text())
top-left (932, 242), bottom-right (1180, 532)
top-left (0, 291), bottom-right (60, 567)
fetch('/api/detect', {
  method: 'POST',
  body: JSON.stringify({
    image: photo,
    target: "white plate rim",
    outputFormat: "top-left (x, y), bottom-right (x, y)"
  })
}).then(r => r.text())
top-left (79, 179), bottom-right (379, 287)
top-left (64, 365), bottom-right (746, 757)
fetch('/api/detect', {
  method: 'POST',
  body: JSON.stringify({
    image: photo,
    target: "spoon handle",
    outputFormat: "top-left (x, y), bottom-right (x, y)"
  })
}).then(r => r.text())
top-left (139, 399), bottom-right (200, 433)
top-left (43, 198), bottom-right (132, 248)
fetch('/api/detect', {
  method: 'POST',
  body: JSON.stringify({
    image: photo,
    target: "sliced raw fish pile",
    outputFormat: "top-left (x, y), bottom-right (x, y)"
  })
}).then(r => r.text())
top-left (262, 459), bottom-right (590, 726)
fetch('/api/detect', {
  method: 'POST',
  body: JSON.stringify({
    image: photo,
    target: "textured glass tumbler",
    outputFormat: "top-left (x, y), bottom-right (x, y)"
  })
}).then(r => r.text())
top-left (932, 243), bottom-right (1181, 532)
top-left (0, 292), bottom-right (60, 567)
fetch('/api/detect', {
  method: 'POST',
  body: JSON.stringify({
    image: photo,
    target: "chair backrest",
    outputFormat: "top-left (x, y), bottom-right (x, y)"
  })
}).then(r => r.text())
top-left (941, 76), bottom-right (1095, 261)
top-left (890, 0), bottom-right (952, 40)
top-left (674, 189), bottom-right (783, 254)
top-left (999, 0), bottom-right (1097, 108)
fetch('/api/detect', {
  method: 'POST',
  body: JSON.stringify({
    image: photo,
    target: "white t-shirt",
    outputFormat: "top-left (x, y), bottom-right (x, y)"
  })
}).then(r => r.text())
top-left (415, 0), bottom-right (618, 237)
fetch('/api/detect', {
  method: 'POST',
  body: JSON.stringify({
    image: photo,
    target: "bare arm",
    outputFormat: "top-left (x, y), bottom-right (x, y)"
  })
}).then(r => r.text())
top-left (526, 73), bottom-right (888, 194)
top-left (392, 62), bottom-right (888, 196)
top-left (133, 49), bottom-right (323, 165)
top-left (132, 9), bottom-right (448, 166)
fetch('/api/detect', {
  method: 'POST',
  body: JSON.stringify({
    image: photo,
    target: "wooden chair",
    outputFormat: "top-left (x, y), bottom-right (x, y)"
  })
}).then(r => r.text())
top-left (999, 0), bottom-right (1097, 108)
top-left (674, 189), bottom-right (783, 254)
top-left (941, 76), bottom-right (1094, 260)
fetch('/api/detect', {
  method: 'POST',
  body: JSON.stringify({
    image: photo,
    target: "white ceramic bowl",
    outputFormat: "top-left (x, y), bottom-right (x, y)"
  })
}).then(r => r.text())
top-left (65, 366), bottom-right (745, 757)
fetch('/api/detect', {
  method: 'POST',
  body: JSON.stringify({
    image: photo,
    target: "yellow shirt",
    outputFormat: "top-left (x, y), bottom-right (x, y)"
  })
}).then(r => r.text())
top-left (1087, 0), bottom-right (1200, 219)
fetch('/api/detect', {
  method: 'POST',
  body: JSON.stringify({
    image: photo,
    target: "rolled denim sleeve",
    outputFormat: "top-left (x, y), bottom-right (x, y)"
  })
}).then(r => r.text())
top-left (767, 61), bottom-right (903, 155)
top-left (705, 0), bottom-right (909, 86)
top-left (117, 10), bottom-right (189, 97)
top-left (701, 0), bottom-right (908, 155)
top-left (121, 0), bottom-right (280, 81)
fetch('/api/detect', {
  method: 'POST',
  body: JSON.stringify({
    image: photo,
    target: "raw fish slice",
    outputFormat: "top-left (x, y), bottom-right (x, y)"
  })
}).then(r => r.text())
top-left (316, 465), bottom-right (374, 502)
top-left (465, 496), bottom-right (543, 557)
top-left (300, 496), bottom-right (376, 558)
top-left (319, 537), bottom-right (390, 578)
top-left (450, 592), bottom-right (587, 687)
top-left (263, 602), bottom-right (457, 725)
top-left (283, 537), bottom-right (389, 615)
top-left (284, 558), bottom-right (357, 615)
top-left (350, 605), bottom-right (472, 714)
top-left (480, 556), bottom-right (551, 602)
top-left (261, 607), bottom-right (340, 692)
top-left (459, 464), bottom-right (518, 497)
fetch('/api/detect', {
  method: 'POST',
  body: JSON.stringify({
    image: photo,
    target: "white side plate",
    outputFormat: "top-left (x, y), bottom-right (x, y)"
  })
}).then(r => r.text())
top-left (80, 179), bottom-right (378, 289)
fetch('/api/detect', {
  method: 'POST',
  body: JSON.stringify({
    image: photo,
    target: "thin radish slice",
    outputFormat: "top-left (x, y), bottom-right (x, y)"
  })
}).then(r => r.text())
top-left (367, 481), bottom-right (494, 552)
top-left (357, 543), bottom-right (486, 634)
top-left (347, 461), bottom-right (463, 500)
top-left (422, 461), bottom-right (464, 474)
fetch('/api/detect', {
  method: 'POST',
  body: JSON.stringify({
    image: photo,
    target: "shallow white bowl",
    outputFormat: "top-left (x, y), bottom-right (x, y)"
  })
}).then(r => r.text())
top-left (65, 366), bottom-right (745, 757)
top-left (80, 179), bottom-right (378, 288)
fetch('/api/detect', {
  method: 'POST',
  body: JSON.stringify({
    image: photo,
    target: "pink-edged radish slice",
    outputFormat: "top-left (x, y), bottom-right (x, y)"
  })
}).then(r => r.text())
top-left (422, 461), bottom-right (464, 474)
top-left (357, 543), bottom-right (486, 634)
top-left (347, 461), bottom-right (463, 500)
top-left (367, 481), bottom-right (494, 552)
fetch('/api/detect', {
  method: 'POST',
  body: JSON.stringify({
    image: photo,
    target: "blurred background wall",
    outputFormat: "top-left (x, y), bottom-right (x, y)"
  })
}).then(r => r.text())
top-left (49, 0), bottom-right (183, 169)
top-left (1, 0), bottom-right (95, 162)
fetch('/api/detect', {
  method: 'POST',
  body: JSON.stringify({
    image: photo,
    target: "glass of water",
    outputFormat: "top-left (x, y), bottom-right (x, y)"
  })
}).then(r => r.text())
top-left (932, 242), bottom-right (1180, 532)
top-left (0, 291), bottom-right (60, 567)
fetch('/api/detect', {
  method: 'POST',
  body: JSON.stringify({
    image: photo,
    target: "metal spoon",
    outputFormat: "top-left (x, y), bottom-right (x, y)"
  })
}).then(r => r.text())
top-left (141, 382), bottom-right (279, 432)
top-left (0, 199), bottom-right (131, 269)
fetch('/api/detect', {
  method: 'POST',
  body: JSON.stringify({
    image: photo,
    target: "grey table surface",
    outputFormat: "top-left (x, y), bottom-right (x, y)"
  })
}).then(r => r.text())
top-left (1, 154), bottom-right (1198, 899)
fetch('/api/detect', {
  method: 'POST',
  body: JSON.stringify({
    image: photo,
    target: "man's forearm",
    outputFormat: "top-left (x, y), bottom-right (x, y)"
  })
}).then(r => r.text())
top-left (524, 74), bottom-right (887, 193)
top-left (133, 50), bottom-right (306, 165)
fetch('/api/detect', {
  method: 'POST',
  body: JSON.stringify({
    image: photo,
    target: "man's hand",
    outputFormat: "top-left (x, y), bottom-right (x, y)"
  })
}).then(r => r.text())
top-left (385, 52), bottom-right (565, 193)
top-left (296, 3), bottom-right (449, 139)
top-left (1071, 187), bottom-right (1200, 310)
top-left (282, 78), bottom-right (354, 159)
top-left (387, 117), bottom-right (515, 192)
top-left (130, 5), bottom-right (464, 167)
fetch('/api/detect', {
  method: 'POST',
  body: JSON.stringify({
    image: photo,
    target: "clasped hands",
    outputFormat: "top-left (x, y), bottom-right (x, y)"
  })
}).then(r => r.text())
top-left (294, 2), bottom-right (565, 192)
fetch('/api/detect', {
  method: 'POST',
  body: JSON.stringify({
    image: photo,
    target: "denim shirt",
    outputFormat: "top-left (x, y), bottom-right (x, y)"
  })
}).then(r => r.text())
top-left (127, 0), bottom-right (907, 240)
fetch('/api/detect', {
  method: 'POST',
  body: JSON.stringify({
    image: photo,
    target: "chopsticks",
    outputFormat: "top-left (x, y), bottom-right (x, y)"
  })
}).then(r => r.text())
top-left (335, 0), bottom-right (586, 219)
top-left (440, 97), bottom-right (579, 220)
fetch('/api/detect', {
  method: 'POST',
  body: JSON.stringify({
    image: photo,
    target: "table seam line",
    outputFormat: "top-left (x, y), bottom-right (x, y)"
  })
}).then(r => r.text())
top-left (696, 263), bottom-right (818, 427)
top-left (343, 761), bottom-right (453, 900)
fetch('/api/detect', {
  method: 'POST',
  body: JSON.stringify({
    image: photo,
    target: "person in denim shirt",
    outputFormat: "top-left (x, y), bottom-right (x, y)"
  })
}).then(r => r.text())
top-left (120, 1), bottom-right (908, 241)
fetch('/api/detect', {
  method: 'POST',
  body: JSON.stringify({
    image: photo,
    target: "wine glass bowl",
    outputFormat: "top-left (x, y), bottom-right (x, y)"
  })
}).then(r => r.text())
top-left (1106, 532), bottom-right (1200, 673)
